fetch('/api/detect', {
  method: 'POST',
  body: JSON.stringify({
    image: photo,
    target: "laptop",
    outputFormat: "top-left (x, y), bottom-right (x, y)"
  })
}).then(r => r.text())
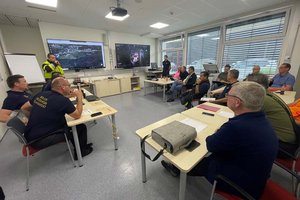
top-left (149, 63), bottom-right (158, 71)
top-left (203, 64), bottom-right (219, 74)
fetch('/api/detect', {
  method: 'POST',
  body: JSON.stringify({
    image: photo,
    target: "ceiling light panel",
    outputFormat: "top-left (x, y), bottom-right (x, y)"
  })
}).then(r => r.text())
top-left (150, 22), bottom-right (169, 29)
top-left (25, 0), bottom-right (57, 8)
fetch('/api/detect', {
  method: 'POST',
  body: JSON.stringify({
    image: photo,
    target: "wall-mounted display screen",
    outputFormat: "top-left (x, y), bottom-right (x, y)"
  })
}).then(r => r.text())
top-left (47, 39), bottom-right (105, 70)
top-left (115, 43), bottom-right (150, 68)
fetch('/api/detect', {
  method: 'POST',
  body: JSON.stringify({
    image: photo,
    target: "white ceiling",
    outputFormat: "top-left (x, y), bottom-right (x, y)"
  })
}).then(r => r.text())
top-left (0, 0), bottom-right (295, 37)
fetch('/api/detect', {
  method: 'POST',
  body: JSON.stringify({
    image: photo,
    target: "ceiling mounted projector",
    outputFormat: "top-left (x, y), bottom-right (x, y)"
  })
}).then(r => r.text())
top-left (111, 7), bottom-right (127, 17)
top-left (110, 0), bottom-right (128, 17)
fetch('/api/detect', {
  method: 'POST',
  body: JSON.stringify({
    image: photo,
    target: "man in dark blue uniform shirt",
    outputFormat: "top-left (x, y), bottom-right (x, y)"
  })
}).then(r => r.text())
top-left (162, 55), bottom-right (171, 77)
top-left (162, 82), bottom-right (278, 199)
top-left (22, 77), bottom-right (92, 158)
top-left (0, 74), bottom-right (31, 123)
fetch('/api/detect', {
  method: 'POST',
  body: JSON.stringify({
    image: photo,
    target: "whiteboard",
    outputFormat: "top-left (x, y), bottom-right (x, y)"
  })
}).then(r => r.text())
top-left (4, 54), bottom-right (45, 84)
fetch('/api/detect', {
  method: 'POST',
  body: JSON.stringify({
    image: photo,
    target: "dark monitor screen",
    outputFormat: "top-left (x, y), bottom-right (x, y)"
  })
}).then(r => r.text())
top-left (115, 43), bottom-right (150, 68)
top-left (151, 62), bottom-right (158, 69)
top-left (47, 39), bottom-right (105, 70)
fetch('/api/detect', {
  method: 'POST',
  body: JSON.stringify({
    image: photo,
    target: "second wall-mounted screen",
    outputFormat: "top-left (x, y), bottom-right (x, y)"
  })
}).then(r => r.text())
top-left (115, 43), bottom-right (150, 68)
top-left (47, 39), bottom-right (105, 70)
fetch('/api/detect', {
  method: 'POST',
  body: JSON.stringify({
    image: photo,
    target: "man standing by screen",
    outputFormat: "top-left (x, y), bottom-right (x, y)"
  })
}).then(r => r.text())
top-left (162, 55), bottom-right (171, 77)
top-left (42, 53), bottom-right (64, 81)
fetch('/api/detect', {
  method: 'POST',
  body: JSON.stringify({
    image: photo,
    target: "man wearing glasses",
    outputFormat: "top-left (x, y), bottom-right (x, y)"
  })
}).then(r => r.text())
top-left (22, 77), bottom-right (92, 159)
top-left (269, 63), bottom-right (295, 91)
top-left (162, 82), bottom-right (278, 199)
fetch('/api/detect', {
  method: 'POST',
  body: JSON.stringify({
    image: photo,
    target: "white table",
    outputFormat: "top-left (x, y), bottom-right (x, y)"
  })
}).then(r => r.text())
top-left (273, 91), bottom-right (296, 104)
top-left (65, 95), bottom-right (118, 167)
top-left (144, 78), bottom-right (174, 101)
top-left (136, 103), bottom-right (233, 200)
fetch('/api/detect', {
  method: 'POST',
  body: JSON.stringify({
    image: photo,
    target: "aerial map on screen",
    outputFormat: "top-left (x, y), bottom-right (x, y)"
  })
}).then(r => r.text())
top-left (47, 39), bottom-right (105, 70)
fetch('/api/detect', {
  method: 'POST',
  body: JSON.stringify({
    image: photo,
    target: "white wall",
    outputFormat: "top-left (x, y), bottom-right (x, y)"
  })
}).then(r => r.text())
top-left (0, 30), bottom-right (11, 138)
top-left (0, 24), bottom-right (45, 65)
top-left (38, 22), bottom-right (156, 81)
top-left (280, 1), bottom-right (300, 76)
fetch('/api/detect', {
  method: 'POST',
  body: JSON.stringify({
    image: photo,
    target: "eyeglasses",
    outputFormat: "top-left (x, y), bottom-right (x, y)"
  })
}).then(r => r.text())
top-left (226, 93), bottom-right (243, 102)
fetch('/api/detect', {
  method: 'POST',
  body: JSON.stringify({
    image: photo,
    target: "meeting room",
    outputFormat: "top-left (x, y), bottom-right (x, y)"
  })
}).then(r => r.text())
top-left (1, 0), bottom-right (300, 199)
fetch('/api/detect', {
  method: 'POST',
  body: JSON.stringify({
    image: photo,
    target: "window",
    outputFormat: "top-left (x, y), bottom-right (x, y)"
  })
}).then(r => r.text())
top-left (223, 12), bottom-right (286, 79)
top-left (161, 36), bottom-right (183, 74)
top-left (187, 27), bottom-right (220, 74)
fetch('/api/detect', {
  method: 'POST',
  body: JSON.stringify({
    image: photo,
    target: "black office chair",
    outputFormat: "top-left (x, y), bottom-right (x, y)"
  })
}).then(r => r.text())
top-left (267, 92), bottom-right (300, 195)
top-left (2, 110), bottom-right (76, 191)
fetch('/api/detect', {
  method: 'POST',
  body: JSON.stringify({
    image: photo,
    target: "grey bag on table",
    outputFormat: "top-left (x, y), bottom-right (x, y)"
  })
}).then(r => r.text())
top-left (141, 121), bottom-right (197, 162)
top-left (152, 121), bottom-right (197, 154)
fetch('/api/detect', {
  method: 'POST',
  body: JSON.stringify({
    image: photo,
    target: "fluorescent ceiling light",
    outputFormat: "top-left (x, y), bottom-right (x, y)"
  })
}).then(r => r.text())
top-left (150, 22), bottom-right (169, 29)
top-left (196, 34), bottom-right (209, 37)
top-left (105, 12), bottom-right (130, 21)
top-left (25, 0), bottom-right (57, 8)
top-left (211, 37), bottom-right (220, 40)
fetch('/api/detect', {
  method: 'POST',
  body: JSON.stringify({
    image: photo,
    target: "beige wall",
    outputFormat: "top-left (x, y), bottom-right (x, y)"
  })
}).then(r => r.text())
top-left (0, 30), bottom-right (10, 138)
top-left (38, 22), bottom-right (155, 81)
top-left (0, 24), bottom-right (45, 65)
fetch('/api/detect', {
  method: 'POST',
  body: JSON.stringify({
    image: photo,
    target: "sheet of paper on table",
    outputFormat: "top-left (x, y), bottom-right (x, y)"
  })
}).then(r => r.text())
top-left (82, 109), bottom-right (93, 116)
top-left (179, 118), bottom-right (207, 133)
top-left (200, 97), bottom-right (216, 102)
top-left (218, 111), bottom-right (234, 118)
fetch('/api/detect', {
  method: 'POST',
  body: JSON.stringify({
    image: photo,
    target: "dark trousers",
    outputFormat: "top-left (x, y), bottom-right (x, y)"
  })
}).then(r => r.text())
top-left (0, 186), bottom-right (4, 200)
top-left (31, 124), bottom-right (87, 152)
top-left (188, 155), bottom-right (255, 199)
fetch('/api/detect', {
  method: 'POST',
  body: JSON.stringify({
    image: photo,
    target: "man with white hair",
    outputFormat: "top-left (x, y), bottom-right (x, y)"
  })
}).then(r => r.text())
top-left (252, 65), bottom-right (261, 74)
top-left (162, 82), bottom-right (278, 199)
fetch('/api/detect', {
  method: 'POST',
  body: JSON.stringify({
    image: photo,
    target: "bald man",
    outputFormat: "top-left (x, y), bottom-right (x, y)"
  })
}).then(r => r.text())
top-left (22, 77), bottom-right (92, 159)
top-left (252, 65), bottom-right (260, 74)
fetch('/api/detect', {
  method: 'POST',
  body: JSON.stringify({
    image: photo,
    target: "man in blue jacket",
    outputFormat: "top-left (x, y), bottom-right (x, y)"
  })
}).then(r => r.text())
top-left (162, 81), bottom-right (278, 199)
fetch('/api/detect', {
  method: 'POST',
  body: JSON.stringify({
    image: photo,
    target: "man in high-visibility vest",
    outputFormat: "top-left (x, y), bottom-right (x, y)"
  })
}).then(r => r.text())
top-left (42, 53), bottom-right (64, 81)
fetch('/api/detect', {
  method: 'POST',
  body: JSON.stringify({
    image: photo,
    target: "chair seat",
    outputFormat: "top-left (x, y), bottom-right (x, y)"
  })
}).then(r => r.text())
top-left (261, 179), bottom-right (297, 200)
top-left (276, 158), bottom-right (300, 172)
top-left (22, 145), bottom-right (40, 156)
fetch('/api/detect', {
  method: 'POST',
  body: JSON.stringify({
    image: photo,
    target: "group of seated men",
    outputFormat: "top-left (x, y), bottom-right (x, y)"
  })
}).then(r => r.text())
top-left (0, 62), bottom-right (299, 199)
top-left (0, 74), bottom-right (93, 159)
top-left (161, 62), bottom-right (299, 199)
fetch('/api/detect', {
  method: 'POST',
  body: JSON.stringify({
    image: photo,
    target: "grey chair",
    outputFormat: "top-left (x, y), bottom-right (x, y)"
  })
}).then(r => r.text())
top-left (2, 110), bottom-right (76, 191)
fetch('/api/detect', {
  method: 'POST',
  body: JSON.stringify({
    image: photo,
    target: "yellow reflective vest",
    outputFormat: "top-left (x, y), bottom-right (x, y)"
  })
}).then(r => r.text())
top-left (42, 60), bottom-right (64, 79)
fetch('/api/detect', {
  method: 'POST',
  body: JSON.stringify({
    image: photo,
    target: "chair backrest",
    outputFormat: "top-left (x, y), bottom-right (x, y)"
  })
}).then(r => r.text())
top-left (6, 110), bottom-right (28, 145)
top-left (267, 93), bottom-right (300, 147)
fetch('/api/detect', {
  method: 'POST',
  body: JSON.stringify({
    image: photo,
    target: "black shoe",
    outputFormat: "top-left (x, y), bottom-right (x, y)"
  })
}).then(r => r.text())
top-left (87, 143), bottom-right (93, 148)
top-left (161, 160), bottom-right (180, 177)
top-left (166, 90), bottom-right (173, 95)
top-left (167, 98), bottom-right (174, 102)
top-left (186, 102), bottom-right (193, 109)
top-left (74, 146), bottom-right (93, 160)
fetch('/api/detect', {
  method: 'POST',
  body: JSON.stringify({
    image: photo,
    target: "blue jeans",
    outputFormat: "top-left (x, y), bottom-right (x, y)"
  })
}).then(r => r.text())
top-left (169, 81), bottom-right (183, 99)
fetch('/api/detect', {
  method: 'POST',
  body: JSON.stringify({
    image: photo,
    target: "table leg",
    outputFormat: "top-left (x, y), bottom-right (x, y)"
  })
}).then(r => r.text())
top-left (141, 138), bottom-right (147, 183)
top-left (163, 85), bottom-right (166, 101)
top-left (144, 81), bottom-right (146, 96)
top-left (179, 171), bottom-right (187, 200)
top-left (154, 84), bottom-right (157, 93)
top-left (111, 114), bottom-right (118, 150)
top-left (72, 126), bottom-right (83, 167)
